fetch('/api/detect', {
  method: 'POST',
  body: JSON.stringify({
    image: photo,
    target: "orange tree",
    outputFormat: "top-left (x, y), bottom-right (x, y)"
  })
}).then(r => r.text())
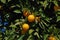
top-left (0, 0), bottom-right (60, 40)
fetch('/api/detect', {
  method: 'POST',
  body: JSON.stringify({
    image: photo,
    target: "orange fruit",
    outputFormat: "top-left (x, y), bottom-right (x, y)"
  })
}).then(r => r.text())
top-left (23, 10), bottom-right (31, 17)
top-left (54, 5), bottom-right (60, 11)
top-left (48, 36), bottom-right (56, 40)
top-left (28, 15), bottom-right (35, 22)
top-left (22, 23), bottom-right (29, 31)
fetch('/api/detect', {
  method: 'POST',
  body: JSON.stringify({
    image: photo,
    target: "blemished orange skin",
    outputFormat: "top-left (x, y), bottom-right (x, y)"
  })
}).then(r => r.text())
top-left (23, 10), bottom-right (31, 17)
top-left (28, 15), bottom-right (35, 22)
top-left (54, 5), bottom-right (60, 11)
top-left (48, 36), bottom-right (56, 40)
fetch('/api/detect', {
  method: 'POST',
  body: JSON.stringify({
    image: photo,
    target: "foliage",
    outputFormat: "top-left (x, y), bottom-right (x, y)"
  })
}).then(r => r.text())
top-left (0, 0), bottom-right (60, 40)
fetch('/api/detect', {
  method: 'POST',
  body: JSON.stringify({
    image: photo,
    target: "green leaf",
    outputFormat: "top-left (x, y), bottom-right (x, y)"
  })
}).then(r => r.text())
top-left (57, 16), bottom-right (60, 21)
top-left (18, 35), bottom-right (25, 40)
top-left (29, 29), bottom-right (34, 34)
top-left (54, 1), bottom-right (58, 6)
top-left (27, 35), bottom-right (33, 40)
top-left (15, 19), bottom-right (20, 23)
top-left (13, 10), bottom-right (21, 13)
top-left (10, 5), bottom-right (16, 8)
top-left (10, 24), bottom-right (16, 28)
top-left (44, 34), bottom-right (49, 40)
top-left (41, 1), bottom-right (48, 8)
top-left (8, 34), bottom-right (16, 40)
top-left (58, 35), bottom-right (60, 40)
top-left (57, 11), bottom-right (60, 15)
top-left (0, 34), bottom-right (2, 38)
top-left (5, 37), bottom-right (8, 40)
top-left (1, 0), bottom-right (6, 3)
top-left (8, 0), bottom-right (11, 2)
top-left (0, 38), bottom-right (2, 40)
top-left (16, 4), bottom-right (21, 8)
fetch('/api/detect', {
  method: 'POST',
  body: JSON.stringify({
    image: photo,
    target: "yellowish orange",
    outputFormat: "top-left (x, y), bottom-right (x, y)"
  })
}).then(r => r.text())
top-left (22, 23), bottom-right (29, 31)
top-left (28, 15), bottom-right (35, 22)
top-left (48, 36), bottom-right (56, 40)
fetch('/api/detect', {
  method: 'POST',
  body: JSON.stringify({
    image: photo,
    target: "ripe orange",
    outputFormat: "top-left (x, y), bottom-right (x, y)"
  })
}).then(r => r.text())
top-left (23, 10), bottom-right (31, 17)
top-left (22, 23), bottom-right (29, 31)
top-left (28, 15), bottom-right (35, 22)
top-left (48, 36), bottom-right (56, 40)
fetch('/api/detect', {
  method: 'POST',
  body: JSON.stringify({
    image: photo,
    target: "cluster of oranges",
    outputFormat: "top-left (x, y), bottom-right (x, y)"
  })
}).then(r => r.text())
top-left (23, 9), bottom-right (40, 22)
top-left (22, 9), bottom-right (57, 40)
top-left (21, 9), bottom-right (40, 34)
top-left (21, 5), bottom-right (60, 34)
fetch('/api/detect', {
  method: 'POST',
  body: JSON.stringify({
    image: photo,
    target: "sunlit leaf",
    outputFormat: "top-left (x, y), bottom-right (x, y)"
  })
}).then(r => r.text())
top-left (29, 29), bottom-right (34, 34)
top-left (58, 35), bottom-right (60, 40)
top-left (18, 35), bottom-right (25, 40)
top-left (1, 0), bottom-right (6, 3)
top-left (8, 0), bottom-right (11, 2)
top-left (44, 34), bottom-right (49, 40)
top-left (13, 10), bottom-right (21, 13)
top-left (57, 16), bottom-right (60, 21)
